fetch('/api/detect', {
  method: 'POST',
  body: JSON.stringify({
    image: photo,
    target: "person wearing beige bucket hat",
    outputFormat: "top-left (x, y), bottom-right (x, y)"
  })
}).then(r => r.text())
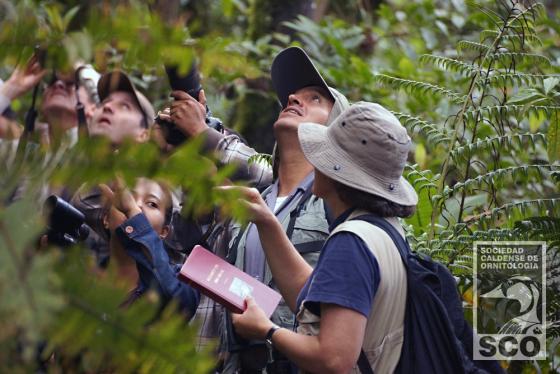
top-left (298, 101), bottom-right (418, 207)
top-left (228, 102), bottom-right (418, 373)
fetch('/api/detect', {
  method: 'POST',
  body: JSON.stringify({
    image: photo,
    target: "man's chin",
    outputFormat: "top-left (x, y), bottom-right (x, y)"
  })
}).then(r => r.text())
top-left (42, 98), bottom-right (74, 113)
top-left (87, 129), bottom-right (115, 143)
top-left (273, 119), bottom-right (299, 134)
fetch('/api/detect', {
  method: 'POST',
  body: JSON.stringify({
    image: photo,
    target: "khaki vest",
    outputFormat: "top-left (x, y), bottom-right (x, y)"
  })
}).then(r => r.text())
top-left (297, 211), bottom-right (407, 374)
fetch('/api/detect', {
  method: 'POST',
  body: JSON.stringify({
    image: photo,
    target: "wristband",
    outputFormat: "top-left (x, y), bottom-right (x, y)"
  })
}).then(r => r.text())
top-left (265, 323), bottom-right (281, 346)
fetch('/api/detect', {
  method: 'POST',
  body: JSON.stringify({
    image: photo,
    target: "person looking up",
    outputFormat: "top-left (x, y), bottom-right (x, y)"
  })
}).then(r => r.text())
top-left (88, 70), bottom-right (155, 146)
top-left (100, 177), bottom-right (200, 317)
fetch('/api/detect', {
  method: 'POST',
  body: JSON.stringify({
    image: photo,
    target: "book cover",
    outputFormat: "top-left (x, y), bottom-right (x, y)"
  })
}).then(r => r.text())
top-left (178, 245), bottom-right (282, 317)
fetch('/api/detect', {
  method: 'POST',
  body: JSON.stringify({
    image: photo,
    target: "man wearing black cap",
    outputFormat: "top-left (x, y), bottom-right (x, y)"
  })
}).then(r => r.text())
top-left (167, 47), bottom-right (349, 373)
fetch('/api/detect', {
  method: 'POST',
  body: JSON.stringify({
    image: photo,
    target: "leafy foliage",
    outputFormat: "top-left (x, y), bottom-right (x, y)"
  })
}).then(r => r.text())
top-left (1, 0), bottom-right (559, 372)
top-left (354, 1), bottom-right (559, 369)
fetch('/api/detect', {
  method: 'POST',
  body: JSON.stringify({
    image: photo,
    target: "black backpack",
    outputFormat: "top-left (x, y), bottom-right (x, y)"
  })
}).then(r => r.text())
top-left (353, 214), bottom-right (504, 374)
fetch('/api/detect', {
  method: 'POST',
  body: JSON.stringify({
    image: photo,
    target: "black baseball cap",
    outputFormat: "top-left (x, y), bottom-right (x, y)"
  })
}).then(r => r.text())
top-left (271, 47), bottom-right (335, 108)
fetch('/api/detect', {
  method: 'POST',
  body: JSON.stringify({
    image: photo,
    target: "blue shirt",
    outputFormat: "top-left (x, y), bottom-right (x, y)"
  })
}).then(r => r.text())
top-left (296, 209), bottom-right (380, 318)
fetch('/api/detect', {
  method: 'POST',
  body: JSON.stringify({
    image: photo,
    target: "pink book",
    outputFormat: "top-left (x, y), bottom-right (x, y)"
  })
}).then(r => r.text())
top-left (178, 245), bottom-right (282, 317)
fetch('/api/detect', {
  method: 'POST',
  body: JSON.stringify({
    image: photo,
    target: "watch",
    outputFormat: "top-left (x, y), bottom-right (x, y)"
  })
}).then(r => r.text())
top-left (265, 323), bottom-right (281, 347)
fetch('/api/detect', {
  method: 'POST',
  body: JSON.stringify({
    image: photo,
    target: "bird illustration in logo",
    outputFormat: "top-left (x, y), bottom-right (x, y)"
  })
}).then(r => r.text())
top-left (480, 275), bottom-right (541, 334)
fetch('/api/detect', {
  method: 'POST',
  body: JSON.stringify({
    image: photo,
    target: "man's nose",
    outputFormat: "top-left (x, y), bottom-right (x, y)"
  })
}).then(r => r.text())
top-left (51, 80), bottom-right (67, 90)
top-left (287, 93), bottom-right (302, 106)
top-left (101, 101), bottom-right (114, 113)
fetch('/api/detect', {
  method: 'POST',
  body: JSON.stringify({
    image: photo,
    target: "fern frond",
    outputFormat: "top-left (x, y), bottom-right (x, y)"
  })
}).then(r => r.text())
top-left (466, 2), bottom-right (504, 26)
top-left (487, 52), bottom-right (551, 67)
top-left (425, 247), bottom-right (456, 260)
top-left (472, 228), bottom-right (523, 240)
top-left (450, 133), bottom-right (547, 162)
top-left (374, 74), bottom-right (466, 104)
top-left (481, 73), bottom-right (555, 87)
top-left (448, 263), bottom-right (474, 276)
top-left (419, 55), bottom-right (479, 77)
top-left (442, 227), bottom-right (528, 243)
top-left (505, 2), bottom-right (546, 28)
top-left (463, 105), bottom-right (560, 123)
top-left (247, 153), bottom-right (272, 167)
top-left (458, 40), bottom-right (490, 54)
top-left (479, 29), bottom-right (500, 41)
top-left (480, 30), bottom-right (543, 46)
top-left (446, 165), bottom-right (560, 197)
top-left (466, 198), bottom-right (560, 226)
top-left (515, 217), bottom-right (560, 242)
top-left (405, 164), bottom-right (439, 192)
top-left (392, 112), bottom-right (451, 145)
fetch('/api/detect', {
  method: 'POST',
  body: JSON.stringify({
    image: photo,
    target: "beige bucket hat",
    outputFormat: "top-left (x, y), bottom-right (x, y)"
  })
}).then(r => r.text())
top-left (298, 102), bottom-right (418, 206)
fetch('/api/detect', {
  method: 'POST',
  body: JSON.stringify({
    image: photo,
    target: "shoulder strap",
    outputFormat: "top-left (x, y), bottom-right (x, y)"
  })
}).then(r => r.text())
top-left (227, 186), bottom-right (315, 264)
top-left (285, 187), bottom-right (315, 240)
top-left (358, 350), bottom-right (375, 374)
top-left (226, 226), bottom-right (243, 264)
top-left (352, 214), bottom-right (410, 265)
top-left (350, 214), bottom-right (410, 374)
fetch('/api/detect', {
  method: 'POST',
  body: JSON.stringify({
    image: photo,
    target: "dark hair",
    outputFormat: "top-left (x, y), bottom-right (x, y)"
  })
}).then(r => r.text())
top-left (333, 181), bottom-right (416, 218)
top-left (140, 115), bottom-right (149, 129)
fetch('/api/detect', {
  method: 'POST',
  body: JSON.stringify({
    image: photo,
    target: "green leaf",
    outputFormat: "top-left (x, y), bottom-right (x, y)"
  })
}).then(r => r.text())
top-left (415, 143), bottom-right (427, 168)
top-left (548, 116), bottom-right (560, 163)
top-left (544, 77), bottom-right (560, 95)
top-left (530, 111), bottom-right (546, 133)
top-left (0, 199), bottom-right (64, 355)
top-left (62, 5), bottom-right (80, 31)
top-left (221, 0), bottom-right (234, 18)
top-left (45, 5), bottom-right (64, 32)
top-left (406, 186), bottom-right (433, 234)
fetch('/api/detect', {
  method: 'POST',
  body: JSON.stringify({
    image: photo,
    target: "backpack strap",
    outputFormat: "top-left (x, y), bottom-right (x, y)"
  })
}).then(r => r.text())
top-left (352, 214), bottom-right (411, 265)
top-left (358, 350), bottom-right (375, 374)
top-left (350, 214), bottom-right (409, 374)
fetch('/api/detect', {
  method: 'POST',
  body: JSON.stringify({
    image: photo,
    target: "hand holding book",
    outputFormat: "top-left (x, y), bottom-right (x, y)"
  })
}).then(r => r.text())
top-left (178, 245), bottom-right (282, 317)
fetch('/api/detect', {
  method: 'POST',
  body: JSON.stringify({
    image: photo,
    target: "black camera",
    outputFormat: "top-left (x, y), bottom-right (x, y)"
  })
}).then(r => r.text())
top-left (44, 195), bottom-right (89, 247)
top-left (155, 64), bottom-right (223, 146)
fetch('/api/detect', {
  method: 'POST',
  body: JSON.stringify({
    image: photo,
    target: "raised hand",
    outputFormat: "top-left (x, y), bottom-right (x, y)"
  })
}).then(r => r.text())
top-left (1, 54), bottom-right (47, 100)
top-left (215, 185), bottom-right (276, 226)
top-left (159, 89), bottom-right (208, 137)
top-left (99, 178), bottom-right (141, 220)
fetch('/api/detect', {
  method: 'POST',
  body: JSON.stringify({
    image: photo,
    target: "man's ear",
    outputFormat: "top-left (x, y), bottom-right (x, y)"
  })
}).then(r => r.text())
top-left (102, 213), bottom-right (110, 230)
top-left (136, 128), bottom-right (149, 143)
top-left (85, 104), bottom-right (95, 123)
top-left (159, 225), bottom-right (169, 240)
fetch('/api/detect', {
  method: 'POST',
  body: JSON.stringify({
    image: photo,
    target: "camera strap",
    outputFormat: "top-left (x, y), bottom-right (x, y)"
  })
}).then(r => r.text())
top-left (15, 81), bottom-right (41, 159)
top-left (74, 68), bottom-right (88, 137)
